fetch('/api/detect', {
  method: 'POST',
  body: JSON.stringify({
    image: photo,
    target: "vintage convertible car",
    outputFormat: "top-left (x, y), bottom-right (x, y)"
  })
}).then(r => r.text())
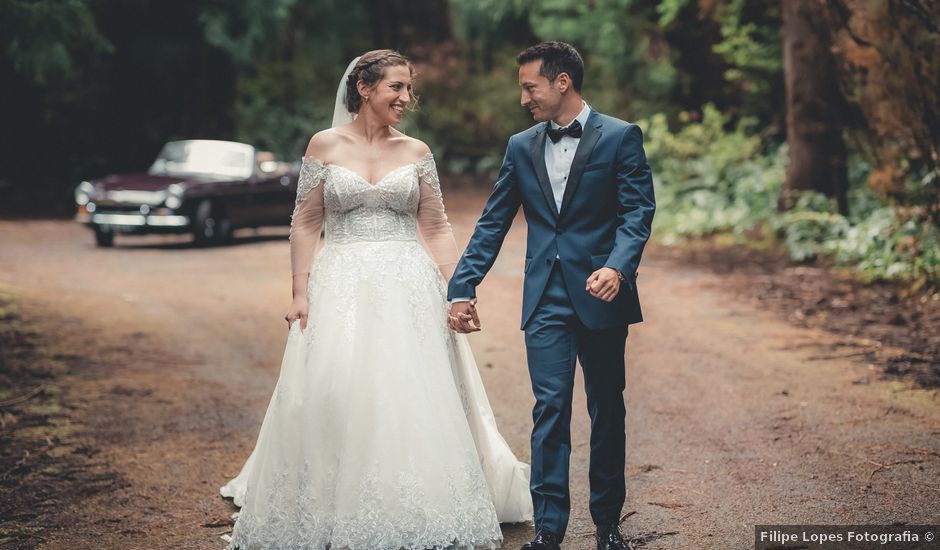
top-left (74, 139), bottom-right (298, 247)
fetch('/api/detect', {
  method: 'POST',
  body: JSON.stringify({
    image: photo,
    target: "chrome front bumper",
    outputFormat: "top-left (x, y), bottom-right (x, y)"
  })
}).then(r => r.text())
top-left (75, 212), bottom-right (190, 228)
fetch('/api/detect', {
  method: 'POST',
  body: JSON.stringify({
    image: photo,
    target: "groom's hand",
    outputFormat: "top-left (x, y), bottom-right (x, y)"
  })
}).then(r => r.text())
top-left (448, 300), bottom-right (481, 333)
top-left (586, 268), bottom-right (621, 302)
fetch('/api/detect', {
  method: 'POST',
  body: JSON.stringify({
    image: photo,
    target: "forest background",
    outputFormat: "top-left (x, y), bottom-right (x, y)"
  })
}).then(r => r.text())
top-left (1, 0), bottom-right (938, 285)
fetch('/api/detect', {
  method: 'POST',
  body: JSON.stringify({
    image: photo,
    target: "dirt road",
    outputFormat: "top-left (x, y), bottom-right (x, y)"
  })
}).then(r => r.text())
top-left (1, 192), bottom-right (938, 549)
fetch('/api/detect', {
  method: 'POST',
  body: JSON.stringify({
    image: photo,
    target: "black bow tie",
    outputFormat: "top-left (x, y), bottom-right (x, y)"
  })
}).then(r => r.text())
top-left (546, 120), bottom-right (583, 143)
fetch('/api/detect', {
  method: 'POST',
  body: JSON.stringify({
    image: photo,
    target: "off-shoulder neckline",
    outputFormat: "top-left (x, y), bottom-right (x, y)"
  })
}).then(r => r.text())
top-left (301, 152), bottom-right (433, 187)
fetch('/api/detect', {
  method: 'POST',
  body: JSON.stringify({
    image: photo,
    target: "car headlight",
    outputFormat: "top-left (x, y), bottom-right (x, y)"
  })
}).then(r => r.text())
top-left (75, 181), bottom-right (95, 205)
top-left (164, 182), bottom-right (185, 209)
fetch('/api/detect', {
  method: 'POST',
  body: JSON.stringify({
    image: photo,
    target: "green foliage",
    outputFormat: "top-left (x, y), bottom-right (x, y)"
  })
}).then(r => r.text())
top-left (775, 194), bottom-right (849, 262)
top-left (449, 0), bottom-right (676, 119)
top-left (412, 49), bottom-right (532, 171)
top-left (776, 190), bottom-right (940, 283)
top-left (646, 107), bottom-right (940, 283)
top-left (0, 0), bottom-right (113, 85)
top-left (712, 0), bottom-right (781, 79)
top-left (450, 0), bottom-right (530, 44)
top-left (530, 0), bottom-right (676, 117)
top-left (642, 104), bottom-right (784, 241)
top-left (710, 0), bottom-right (782, 123)
top-left (201, 0), bottom-right (372, 157)
top-left (198, 0), bottom-right (296, 66)
top-left (656, 0), bottom-right (689, 27)
top-left (232, 59), bottom-right (331, 156)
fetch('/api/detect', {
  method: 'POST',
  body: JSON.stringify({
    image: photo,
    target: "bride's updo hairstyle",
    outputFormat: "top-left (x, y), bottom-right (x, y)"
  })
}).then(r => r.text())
top-left (344, 49), bottom-right (417, 114)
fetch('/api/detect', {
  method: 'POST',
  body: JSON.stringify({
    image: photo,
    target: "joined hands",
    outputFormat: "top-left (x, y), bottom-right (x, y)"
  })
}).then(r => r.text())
top-left (586, 267), bottom-right (621, 302)
top-left (448, 299), bottom-right (481, 333)
top-left (447, 267), bottom-right (621, 334)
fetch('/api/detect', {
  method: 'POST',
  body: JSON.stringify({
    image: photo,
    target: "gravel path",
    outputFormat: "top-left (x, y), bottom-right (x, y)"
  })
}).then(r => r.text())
top-left (1, 191), bottom-right (937, 549)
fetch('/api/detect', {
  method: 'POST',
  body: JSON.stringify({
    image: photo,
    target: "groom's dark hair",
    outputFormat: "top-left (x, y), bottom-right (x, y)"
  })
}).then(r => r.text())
top-left (517, 41), bottom-right (584, 92)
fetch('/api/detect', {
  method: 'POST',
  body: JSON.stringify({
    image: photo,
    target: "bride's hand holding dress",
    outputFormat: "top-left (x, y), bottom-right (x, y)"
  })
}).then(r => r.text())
top-left (284, 296), bottom-right (308, 331)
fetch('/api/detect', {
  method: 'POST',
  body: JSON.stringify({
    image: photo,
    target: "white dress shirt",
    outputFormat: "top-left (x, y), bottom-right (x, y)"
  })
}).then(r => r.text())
top-left (545, 101), bottom-right (591, 213)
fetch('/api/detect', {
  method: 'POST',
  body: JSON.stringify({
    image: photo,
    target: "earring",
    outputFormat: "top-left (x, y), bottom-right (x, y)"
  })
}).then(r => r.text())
top-left (364, 96), bottom-right (370, 103)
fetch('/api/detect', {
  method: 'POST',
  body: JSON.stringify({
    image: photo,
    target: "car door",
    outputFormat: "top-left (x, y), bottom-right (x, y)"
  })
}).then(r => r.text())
top-left (248, 156), bottom-right (297, 226)
top-left (210, 177), bottom-right (253, 228)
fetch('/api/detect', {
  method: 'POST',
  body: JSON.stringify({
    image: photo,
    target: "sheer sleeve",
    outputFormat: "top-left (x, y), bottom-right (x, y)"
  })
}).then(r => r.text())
top-left (289, 156), bottom-right (327, 277)
top-left (415, 154), bottom-right (460, 282)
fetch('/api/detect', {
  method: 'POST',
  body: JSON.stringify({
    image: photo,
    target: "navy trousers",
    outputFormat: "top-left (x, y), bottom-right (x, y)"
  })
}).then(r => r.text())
top-left (524, 264), bottom-right (628, 539)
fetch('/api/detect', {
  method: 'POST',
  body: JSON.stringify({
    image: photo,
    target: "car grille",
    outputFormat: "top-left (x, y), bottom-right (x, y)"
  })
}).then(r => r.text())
top-left (103, 189), bottom-right (166, 205)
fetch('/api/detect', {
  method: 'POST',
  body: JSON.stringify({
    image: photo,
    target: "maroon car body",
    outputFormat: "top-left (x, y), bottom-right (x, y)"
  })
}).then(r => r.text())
top-left (74, 140), bottom-right (299, 246)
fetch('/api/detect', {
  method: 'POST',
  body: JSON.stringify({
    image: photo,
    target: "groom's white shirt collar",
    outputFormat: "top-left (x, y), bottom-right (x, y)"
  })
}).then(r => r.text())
top-left (549, 101), bottom-right (591, 131)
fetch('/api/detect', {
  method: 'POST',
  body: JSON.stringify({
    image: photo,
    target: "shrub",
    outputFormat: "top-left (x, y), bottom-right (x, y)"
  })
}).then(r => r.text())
top-left (642, 105), bottom-right (939, 284)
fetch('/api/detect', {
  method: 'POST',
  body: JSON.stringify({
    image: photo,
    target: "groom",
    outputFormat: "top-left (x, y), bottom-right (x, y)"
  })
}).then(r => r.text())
top-left (447, 42), bottom-right (655, 550)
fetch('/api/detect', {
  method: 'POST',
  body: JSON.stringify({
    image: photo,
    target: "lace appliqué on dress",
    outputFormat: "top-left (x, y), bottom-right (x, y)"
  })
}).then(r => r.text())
top-left (416, 153), bottom-right (442, 197)
top-left (297, 156), bottom-right (327, 204)
top-left (228, 459), bottom-right (500, 550)
top-left (288, 157), bottom-right (327, 248)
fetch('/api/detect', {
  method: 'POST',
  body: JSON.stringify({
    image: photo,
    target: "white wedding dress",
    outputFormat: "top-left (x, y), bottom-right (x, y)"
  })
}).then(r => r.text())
top-left (219, 153), bottom-right (532, 550)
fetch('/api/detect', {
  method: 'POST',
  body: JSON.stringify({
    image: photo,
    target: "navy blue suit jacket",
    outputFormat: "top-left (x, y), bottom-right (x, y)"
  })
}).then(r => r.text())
top-left (447, 109), bottom-right (656, 330)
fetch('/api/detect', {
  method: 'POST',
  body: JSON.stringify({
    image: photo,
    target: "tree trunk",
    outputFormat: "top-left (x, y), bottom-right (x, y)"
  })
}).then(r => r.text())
top-left (780, 0), bottom-right (848, 214)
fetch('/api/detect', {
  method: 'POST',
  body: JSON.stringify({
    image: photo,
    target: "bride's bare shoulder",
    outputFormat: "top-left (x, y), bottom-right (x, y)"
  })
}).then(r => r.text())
top-left (304, 128), bottom-right (348, 160)
top-left (392, 133), bottom-right (432, 161)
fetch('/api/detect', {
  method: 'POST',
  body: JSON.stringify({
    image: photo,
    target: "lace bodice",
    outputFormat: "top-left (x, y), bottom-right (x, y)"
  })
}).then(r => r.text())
top-left (289, 153), bottom-right (459, 280)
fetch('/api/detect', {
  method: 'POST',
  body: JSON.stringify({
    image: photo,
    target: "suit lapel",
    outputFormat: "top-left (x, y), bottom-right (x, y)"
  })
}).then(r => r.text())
top-left (529, 124), bottom-right (559, 219)
top-left (558, 111), bottom-right (602, 220)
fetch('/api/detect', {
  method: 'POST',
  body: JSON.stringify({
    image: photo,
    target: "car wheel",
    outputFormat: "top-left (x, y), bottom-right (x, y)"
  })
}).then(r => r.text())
top-left (192, 200), bottom-right (232, 247)
top-left (94, 226), bottom-right (114, 247)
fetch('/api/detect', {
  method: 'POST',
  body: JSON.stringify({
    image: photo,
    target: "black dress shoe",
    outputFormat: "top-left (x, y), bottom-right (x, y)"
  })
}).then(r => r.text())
top-left (596, 523), bottom-right (629, 550)
top-left (521, 531), bottom-right (561, 550)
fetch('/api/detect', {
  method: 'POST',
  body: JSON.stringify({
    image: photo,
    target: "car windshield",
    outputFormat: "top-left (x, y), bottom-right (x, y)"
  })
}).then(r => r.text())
top-left (149, 140), bottom-right (254, 179)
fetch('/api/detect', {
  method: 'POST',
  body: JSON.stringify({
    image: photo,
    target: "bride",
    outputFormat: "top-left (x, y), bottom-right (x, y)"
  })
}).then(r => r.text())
top-left (219, 50), bottom-right (533, 550)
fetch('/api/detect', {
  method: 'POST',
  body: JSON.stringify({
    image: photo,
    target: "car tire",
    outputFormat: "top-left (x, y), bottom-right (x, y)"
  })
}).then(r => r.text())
top-left (192, 200), bottom-right (232, 247)
top-left (94, 226), bottom-right (114, 247)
